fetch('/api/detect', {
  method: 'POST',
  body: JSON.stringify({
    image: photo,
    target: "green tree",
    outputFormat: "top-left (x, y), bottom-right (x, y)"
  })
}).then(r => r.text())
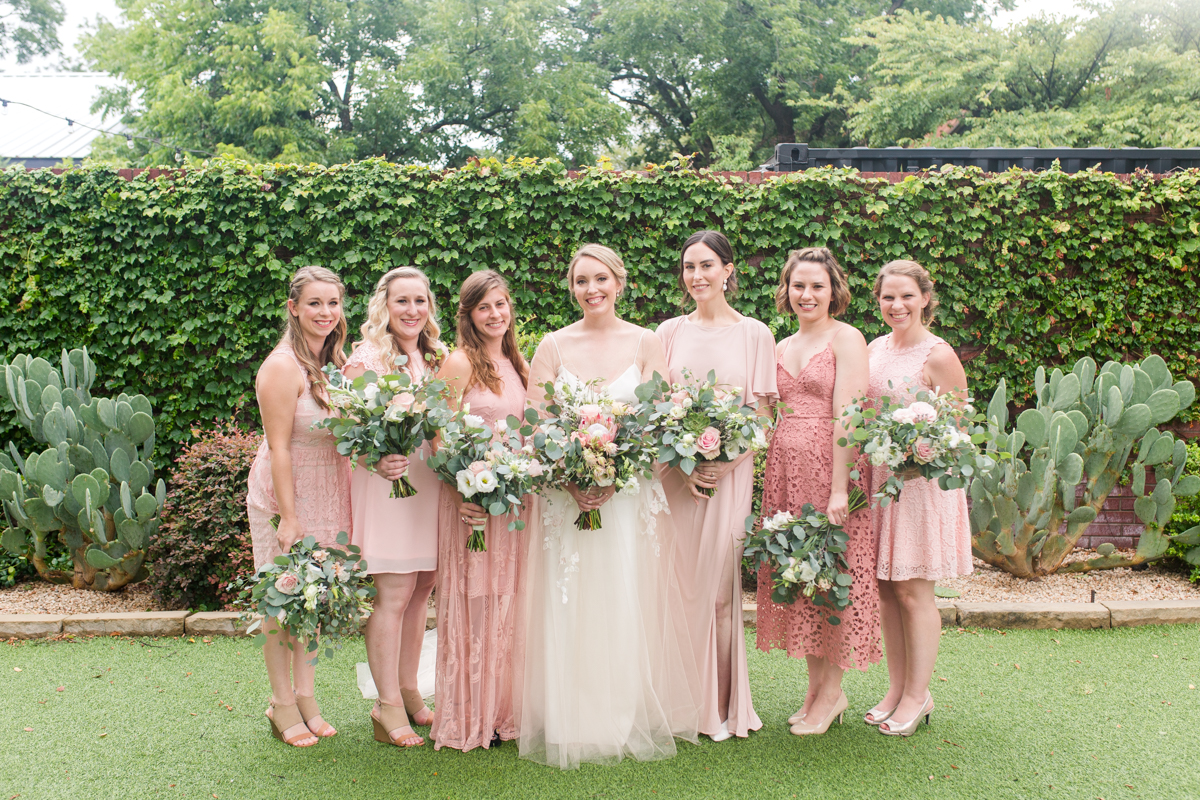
top-left (0, 0), bottom-right (63, 63)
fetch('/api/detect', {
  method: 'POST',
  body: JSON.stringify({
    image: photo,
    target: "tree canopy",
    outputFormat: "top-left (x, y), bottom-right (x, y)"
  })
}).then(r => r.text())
top-left (0, 0), bottom-right (64, 63)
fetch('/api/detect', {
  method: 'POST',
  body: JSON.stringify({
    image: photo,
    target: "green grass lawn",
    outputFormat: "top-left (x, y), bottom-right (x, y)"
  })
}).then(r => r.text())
top-left (1, 625), bottom-right (1196, 800)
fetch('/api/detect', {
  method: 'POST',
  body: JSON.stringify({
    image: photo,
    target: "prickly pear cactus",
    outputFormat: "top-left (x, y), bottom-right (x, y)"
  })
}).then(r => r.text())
top-left (0, 349), bottom-right (164, 591)
top-left (971, 355), bottom-right (1196, 577)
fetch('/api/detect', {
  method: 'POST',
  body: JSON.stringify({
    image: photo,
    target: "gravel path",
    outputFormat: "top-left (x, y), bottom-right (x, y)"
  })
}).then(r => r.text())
top-left (0, 582), bottom-right (162, 615)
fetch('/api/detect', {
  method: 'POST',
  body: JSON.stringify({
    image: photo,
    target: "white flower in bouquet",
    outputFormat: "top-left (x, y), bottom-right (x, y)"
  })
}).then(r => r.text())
top-left (306, 562), bottom-right (325, 581)
top-left (781, 557), bottom-right (798, 583)
top-left (797, 561), bottom-right (818, 584)
top-left (311, 549), bottom-right (328, 563)
top-left (669, 404), bottom-right (688, 419)
top-left (363, 383), bottom-right (380, 409)
top-left (457, 469), bottom-right (477, 498)
top-left (751, 427), bottom-right (769, 451)
top-left (463, 414), bottom-right (486, 430)
top-left (765, 511), bottom-right (793, 531)
top-left (475, 469), bottom-right (499, 493)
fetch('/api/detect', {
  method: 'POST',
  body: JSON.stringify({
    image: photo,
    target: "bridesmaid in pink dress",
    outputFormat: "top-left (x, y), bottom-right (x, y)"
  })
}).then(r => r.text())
top-left (246, 266), bottom-right (353, 747)
top-left (864, 260), bottom-right (972, 737)
top-left (656, 230), bottom-right (776, 741)
top-left (431, 270), bottom-right (532, 751)
top-left (343, 266), bottom-right (446, 748)
top-left (756, 247), bottom-right (881, 735)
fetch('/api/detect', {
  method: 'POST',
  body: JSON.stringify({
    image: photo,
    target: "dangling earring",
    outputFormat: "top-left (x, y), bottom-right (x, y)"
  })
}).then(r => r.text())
top-left (722, 278), bottom-right (729, 292)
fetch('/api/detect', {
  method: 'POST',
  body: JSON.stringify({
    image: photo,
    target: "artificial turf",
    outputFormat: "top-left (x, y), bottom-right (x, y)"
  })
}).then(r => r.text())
top-left (1, 625), bottom-right (1196, 800)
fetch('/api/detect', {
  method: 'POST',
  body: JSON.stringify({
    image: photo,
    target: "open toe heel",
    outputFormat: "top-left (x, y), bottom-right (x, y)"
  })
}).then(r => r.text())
top-left (266, 702), bottom-right (317, 747)
top-left (295, 694), bottom-right (336, 738)
top-left (372, 701), bottom-right (424, 747)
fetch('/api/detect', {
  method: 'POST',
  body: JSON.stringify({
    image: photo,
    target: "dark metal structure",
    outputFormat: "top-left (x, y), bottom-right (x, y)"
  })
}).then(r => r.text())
top-left (763, 144), bottom-right (1200, 173)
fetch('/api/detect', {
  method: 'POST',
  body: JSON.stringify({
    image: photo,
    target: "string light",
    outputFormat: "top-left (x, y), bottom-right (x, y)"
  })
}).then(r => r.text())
top-left (0, 95), bottom-right (216, 159)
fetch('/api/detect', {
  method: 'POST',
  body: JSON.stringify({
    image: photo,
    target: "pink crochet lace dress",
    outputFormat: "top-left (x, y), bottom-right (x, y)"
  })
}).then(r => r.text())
top-left (432, 358), bottom-right (531, 751)
top-left (868, 333), bottom-right (973, 581)
top-left (246, 343), bottom-right (352, 567)
top-left (756, 343), bottom-right (882, 671)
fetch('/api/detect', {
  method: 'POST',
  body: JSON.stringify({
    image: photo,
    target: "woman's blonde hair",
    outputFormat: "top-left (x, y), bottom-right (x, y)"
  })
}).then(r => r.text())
top-left (775, 247), bottom-right (851, 318)
top-left (360, 266), bottom-right (444, 373)
top-left (281, 266), bottom-right (348, 410)
top-left (873, 259), bottom-right (938, 325)
top-left (566, 244), bottom-right (627, 299)
top-left (456, 270), bottom-right (529, 395)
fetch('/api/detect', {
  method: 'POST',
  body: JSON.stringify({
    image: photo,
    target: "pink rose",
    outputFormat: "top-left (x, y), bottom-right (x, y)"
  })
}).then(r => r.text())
top-left (908, 401), bottom-right (938, 422)
top-left (696, 427), bottom-right (722, 459)
top-left (468, 461), bottom-right (489, 475)
top-left (391, 391), bottom-right (416, 408)
top-left (670, 391), bottom-right (690, 405)
top-left (912, 439), bottom-right (935, 464)
top-left (274, 572), bottom-right (300, 595)
top-left (527, 461), bottom-right (544, 477)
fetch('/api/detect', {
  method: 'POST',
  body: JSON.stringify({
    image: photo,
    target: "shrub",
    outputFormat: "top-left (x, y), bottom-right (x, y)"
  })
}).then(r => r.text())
top-left (1165, 441), bottom-right (1200, 582)
top-left (150, 422), bottom-right (259, 610)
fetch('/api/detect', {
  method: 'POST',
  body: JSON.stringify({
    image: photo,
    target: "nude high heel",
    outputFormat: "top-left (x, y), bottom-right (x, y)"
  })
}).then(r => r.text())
top-left (266, 702), bottom-right (318, 747)
top-left (789, 692), bottom-right (847, 736)
top-left (879, 693), bottom-right (934, 737)
top-left (371, 701), bottom-right (424, 747)
top-left (863, 699), bottom-right (900, 726)
top-left (295, 694), bottom-right (336, 737)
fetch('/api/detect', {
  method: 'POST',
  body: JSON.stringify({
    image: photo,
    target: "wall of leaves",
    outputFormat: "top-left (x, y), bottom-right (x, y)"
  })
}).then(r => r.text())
top-left (2, 157), bottom-right (1197, 462)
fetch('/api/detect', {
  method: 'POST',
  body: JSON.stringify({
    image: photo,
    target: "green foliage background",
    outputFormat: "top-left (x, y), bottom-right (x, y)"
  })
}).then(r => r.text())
top-left (1, 157), bottom-right (1197, 463)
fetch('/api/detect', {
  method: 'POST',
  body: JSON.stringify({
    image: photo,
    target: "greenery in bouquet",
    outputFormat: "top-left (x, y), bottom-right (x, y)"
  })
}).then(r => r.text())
top-left (636, 368), bottom-right (771, 497)
top-left (742, 488), bottom-right (868, 625)
top-left (427, 408), bottom-right (550, 551)
top-left (230, 532), bottom-right (374, 664)
top-left (318, 356), bottom-right (454, 498)
top-left (839, 385), bottom-right (995, 507)
top-left (532, 376), bottom-right (654, 530)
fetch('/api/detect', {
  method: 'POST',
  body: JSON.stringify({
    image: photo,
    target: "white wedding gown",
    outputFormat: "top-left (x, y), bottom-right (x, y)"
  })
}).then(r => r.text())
top-left (515, 362), bottom-right (701, 770)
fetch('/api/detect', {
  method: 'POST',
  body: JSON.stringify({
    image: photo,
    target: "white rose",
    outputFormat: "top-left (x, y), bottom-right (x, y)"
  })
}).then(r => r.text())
top-left (363, 383), bottom-right (380, 409)
top-left (463, 414), bottom-right (486, 430)
top-left (669, 405), bottom-right (687, 419)
top-left (797, 562), bottom-right (818, 584)
top-left (770, 511), bottom-right (792, 529)
top-left (681, 433), bottom-right (695, 446)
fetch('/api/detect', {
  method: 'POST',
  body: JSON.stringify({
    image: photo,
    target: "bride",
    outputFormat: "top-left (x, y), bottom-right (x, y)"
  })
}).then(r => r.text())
top-left (515, 244), bottom-right (701, 769)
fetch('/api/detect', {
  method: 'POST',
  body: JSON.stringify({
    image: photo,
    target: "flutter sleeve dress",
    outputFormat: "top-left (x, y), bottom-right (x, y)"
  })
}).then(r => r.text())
top-left (656, 315), bottom-right (777, 740)
top-left (431, 358), bottom-right (532, 751)
top-left (867, 333), bottom-right (973, 581)
top-left (246, 342), bottom-right (352, 567)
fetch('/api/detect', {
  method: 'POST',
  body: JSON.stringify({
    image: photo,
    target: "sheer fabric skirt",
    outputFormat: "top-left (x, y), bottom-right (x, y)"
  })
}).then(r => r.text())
top-left (513, 478), bottom-right (701, 770)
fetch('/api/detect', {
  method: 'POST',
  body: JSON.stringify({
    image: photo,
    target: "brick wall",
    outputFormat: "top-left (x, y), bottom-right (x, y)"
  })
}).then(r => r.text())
top-left (1079, 484), bottom-right (1142, 550)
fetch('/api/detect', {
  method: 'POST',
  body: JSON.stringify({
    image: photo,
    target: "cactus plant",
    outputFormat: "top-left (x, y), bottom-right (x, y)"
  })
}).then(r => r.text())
top-left (971, 355), bottom-right (1197, 577)
top-left (0, 349), bottom-right (164, 591)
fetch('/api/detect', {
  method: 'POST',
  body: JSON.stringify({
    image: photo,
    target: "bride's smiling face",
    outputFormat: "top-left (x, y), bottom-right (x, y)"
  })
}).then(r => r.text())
top-left (572, 256), bottom-right (622, 317)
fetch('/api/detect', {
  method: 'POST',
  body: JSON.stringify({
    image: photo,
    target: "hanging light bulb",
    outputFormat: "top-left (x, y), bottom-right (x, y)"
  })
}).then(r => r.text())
top-left (125, 134), bottom-right (135, 150)
top-left (1, 99), bottom-right (8, 116)
top-left (66, 118), bottom-right (76, 134)
top-left (174, 147), bottom-right (183, 163)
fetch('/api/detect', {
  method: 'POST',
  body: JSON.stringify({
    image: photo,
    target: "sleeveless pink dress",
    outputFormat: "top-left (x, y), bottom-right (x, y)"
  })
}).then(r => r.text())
top-left (756, 342), bottom-right (882, 671)
top-left (246, 343), bottom-right (352, 567)
top-left (868, 333), bottom-right (973, 581)
top-left (656, 315), bottom-right (776, 739)
top-left (432, 358), bottom-right (531, 751)
top-left (345, 341), bottom-right (441, 574)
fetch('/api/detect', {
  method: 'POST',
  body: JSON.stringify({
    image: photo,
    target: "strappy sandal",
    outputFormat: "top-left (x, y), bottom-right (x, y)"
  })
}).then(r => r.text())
top-left (295, 694), bottom-right (337, 737)
top-left (371, 701), bottom-right (424, 747)
top-left (266, 702), bottom-right (318, 747)
top-left (400, 689), bottom-right (434, 727)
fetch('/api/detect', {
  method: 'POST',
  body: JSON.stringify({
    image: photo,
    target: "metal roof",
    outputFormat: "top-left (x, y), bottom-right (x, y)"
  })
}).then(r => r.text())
top-left (764, 144), bottom-right (1200, 174)
top-left (0, 72), bottom-right (126, 166)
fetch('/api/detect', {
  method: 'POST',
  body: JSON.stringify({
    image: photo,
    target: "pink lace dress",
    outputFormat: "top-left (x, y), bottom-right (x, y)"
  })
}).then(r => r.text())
top-left (868, 333), bottom-right (973, 581)
top-left (756, 342), bottom-right (882, 671)
top-left (656, 315), bottom-right (776, 739)
top-left (432, 358), bottom-right (531, 751)
top-left (246, 343), bottom-right (352, 567)
top-left (345, 341), bottom-right (442, 574)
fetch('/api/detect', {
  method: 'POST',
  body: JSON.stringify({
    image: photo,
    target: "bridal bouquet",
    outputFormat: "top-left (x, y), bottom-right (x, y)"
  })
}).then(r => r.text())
top-left (636, 368), bottom-right (772, 497)
top-left (533, 377), bottom-right (654, 530)
top-left (318, 357), bottom-right (454, 498)
top-left (839, 386), bottom-right (993, 507)
top-left (742, 488), bottom-right (868, 625)
top-left (231, 532), bottom-right (374, 664)
top-left (427, 409), bottom-right (550, 551)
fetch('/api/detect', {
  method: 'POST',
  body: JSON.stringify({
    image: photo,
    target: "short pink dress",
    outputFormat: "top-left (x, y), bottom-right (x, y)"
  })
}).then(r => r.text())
top-left (432, 358), bottom-right (531, 751)
top-left (656, 315), bottom-right (776, 739)
top-left (868, 333), bottom-right (973, 581)
top-left (756, 342), bottom-right (881, 671)
top-left (346, 341), bottom-right (441, 574)
top-left (246, 343), bottom-right (352, 567)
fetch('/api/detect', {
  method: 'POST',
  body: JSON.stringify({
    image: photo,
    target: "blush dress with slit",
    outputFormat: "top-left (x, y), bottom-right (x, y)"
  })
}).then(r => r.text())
top-left (432, 358), bottom-right (532, 751)
top-left (655, 315), bottom-right (776, 740)
top-left (755, 341), bottom-right (882, 671)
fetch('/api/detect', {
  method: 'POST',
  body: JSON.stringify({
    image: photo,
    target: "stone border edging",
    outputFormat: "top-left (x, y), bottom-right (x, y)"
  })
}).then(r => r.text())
top-left (1, 602), bottom-right (1197, 639)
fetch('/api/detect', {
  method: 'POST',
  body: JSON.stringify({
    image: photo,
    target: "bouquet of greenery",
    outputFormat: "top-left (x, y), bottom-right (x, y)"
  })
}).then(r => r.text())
top-left (839, 386), bottom-right (994, 507)
top-left (532, 376), bottom-right (654, 530)
top-left (318, 357), bottom-right (454, 498)
top-left (636, 368), bottom-right (772, 497)
top-left (231, 532), bottom-right (374, 664)
top-left (427, 409), bottom-right (550, 551)
top-left (742, 488), bottom-right (868, 625)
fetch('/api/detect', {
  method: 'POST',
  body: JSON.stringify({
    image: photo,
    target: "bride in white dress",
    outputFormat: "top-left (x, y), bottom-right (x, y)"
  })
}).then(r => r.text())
top-left (515, 244), bottom-right (701, 769)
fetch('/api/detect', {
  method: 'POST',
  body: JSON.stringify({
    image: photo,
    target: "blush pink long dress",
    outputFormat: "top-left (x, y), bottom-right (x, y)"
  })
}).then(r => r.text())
top-left (756, 342), bottom-right (882, 671)
top-left (345, 341), bottom-right (441, 574)
top-left (431, 358), bottom-right (531, 751)
top-left (867, 333), bottom-right (973, 581)
top-left (246, 342), bottom-right (352, 567)
top-left (656, 315), bottom-right (776, 740)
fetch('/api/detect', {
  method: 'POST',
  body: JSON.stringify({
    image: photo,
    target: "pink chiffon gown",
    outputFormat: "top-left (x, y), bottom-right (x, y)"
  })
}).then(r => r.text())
top-left (756, 341), bottom-right (882, 671)
top-left (246, 343), bottom-right (352, 567)
top-left (656, 315), bottom-right (777, 739)
top-left (431, 358), bottom-right (532, 751)
top-left (345, 341), bottom-right (441, 574)
top-left (868, 333), bottom-right (973, 581)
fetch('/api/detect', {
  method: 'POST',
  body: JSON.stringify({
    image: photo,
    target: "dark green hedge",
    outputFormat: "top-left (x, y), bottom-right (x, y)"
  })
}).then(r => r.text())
top-left (2, 156), bottom-right (1197, 462)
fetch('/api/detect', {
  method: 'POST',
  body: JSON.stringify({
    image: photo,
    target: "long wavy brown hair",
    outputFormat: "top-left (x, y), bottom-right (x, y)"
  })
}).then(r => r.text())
top-left (360, 266), bottom-right (444, 374)
top-left (456, 270), bottom-right (529, 395)
top-left (281, 266), bottom-right (348, 410)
